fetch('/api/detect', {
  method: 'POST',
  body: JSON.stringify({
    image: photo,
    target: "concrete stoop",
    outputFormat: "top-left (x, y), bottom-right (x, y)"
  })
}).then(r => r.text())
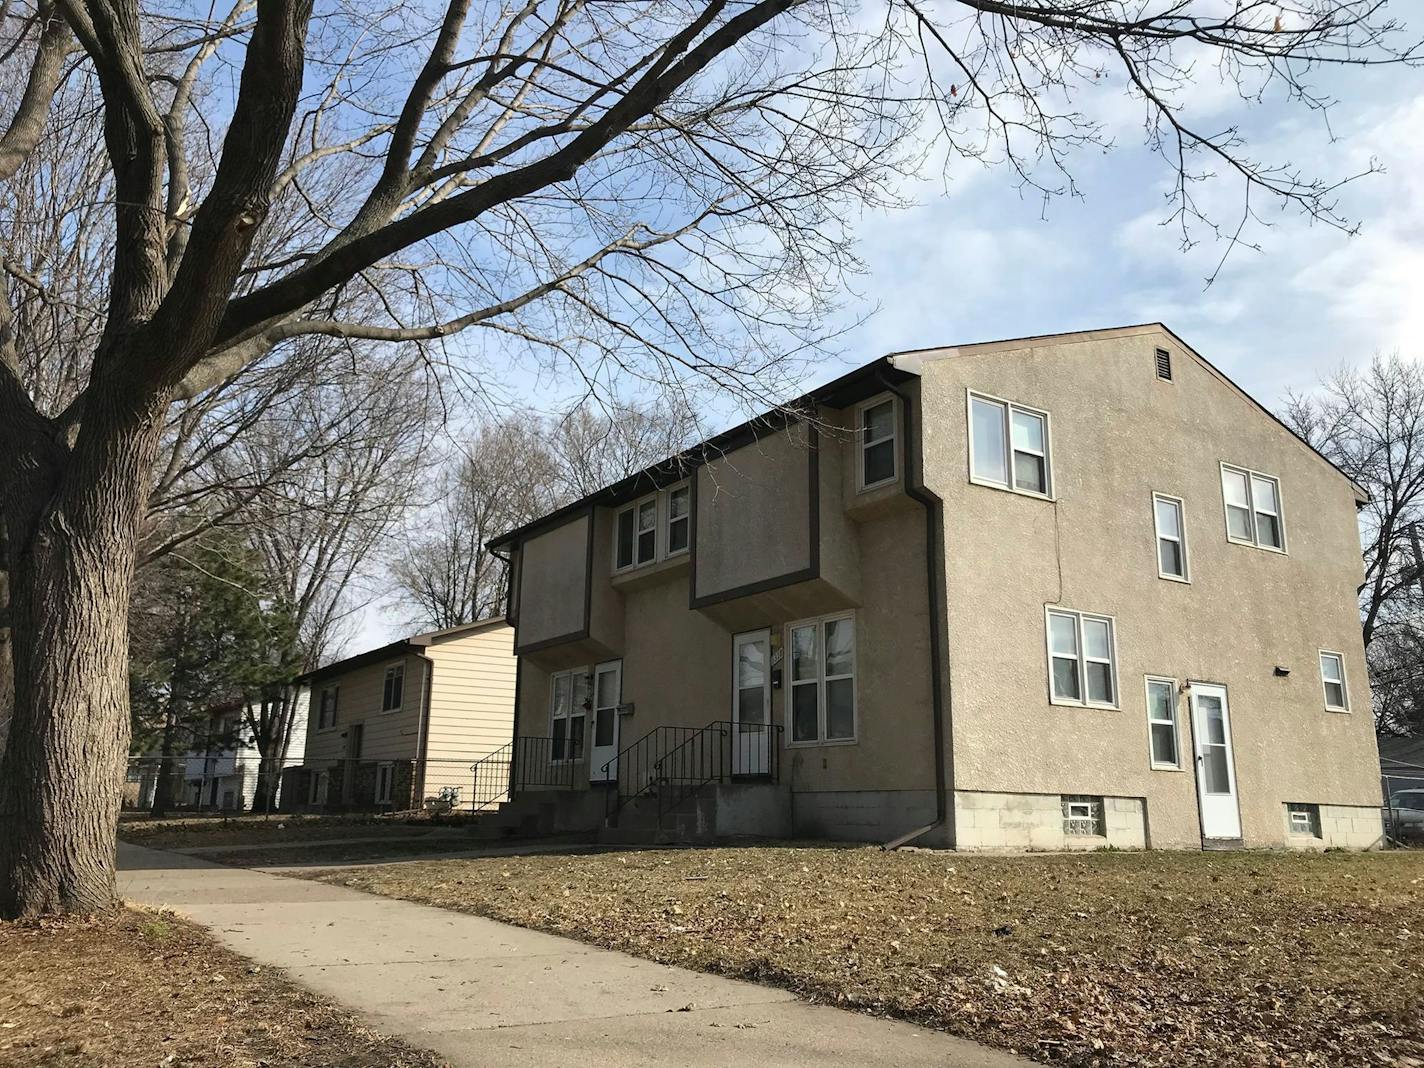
top-left (598, 782), bottom-right (792, 846)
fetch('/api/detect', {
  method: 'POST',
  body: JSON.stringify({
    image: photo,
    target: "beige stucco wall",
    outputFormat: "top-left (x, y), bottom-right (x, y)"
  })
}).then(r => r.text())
top-left (517, 513), bottom-right (590, 649)
top-left (917, 326), bottom-right (1378, 849)
top-left (694, 427), bottom-right (813, 601)
top-left (512, 404), bottom-right (939, 834)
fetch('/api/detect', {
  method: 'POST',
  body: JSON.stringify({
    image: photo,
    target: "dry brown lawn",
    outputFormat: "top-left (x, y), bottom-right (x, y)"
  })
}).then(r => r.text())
top-left (0, 907), bottom-right (445, 1067)
top-left (117, 812), bottom-right (451, 850)
top-left (311, 845), bottom-right (1424, 1068)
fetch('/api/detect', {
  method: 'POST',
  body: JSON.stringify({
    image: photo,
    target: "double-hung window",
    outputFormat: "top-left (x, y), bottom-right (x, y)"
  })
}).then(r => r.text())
top-left (550, 668), bottom-right (588, 761)
top-left (382, 663), bottom-right (404, 712)
top-left (616, 485), bottom-right (689, 570)
top-left (857, 397), bottom-right (897, 490)
top-left (317, 686), bottom-right (339, 729)
top-left (1145, 677), bottom-right (1180, 768)
top-left (968, 392), bottom-right (1052, 497)
top-left (1047, 608), bottom-right (1118, 707)
top-left (787, 613), bottom-right (856, 744)
top-left (1221, 464), bottom-right (1285, 551)
top-left (1319, 651), bottom-right (1349, 711)
top-left (666, 484), bottom-right (690, 555)
top-left (1153, 493), bottom-right (1189, 581)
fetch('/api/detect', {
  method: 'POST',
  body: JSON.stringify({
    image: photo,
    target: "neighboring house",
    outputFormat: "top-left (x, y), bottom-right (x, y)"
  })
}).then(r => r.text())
top-left (1380, 735), bottom-right (1424, 794)
top-left (127, 694), bottom-right (310, 811)
top-left (488, 323), bottom-right (1384, 851)
top-left (287, 618), bottom-right (516, 813)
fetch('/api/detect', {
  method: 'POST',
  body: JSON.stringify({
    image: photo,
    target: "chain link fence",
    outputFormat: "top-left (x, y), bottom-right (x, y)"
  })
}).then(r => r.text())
top-left (123, 752), bottom-right (514, 819)
top-left (1383, 759), bottom-right (1424, 848)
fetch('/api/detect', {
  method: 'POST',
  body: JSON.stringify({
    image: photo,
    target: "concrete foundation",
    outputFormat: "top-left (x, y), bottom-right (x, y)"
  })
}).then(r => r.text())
top-left (790, 789), bottom-right (937, 843)
top-left (953, 790), bottom-right (1147, 852)
top-left (1282, 803), bottom-right (1384, 851)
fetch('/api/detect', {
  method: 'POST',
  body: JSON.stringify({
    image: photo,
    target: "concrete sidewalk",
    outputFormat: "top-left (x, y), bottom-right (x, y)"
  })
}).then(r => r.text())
top-left (118, 842), bottom-right (1028, 1068)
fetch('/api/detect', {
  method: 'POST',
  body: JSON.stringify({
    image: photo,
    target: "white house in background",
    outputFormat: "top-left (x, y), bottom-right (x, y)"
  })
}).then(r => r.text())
top-left (128, 691), bottom-right (311, 812)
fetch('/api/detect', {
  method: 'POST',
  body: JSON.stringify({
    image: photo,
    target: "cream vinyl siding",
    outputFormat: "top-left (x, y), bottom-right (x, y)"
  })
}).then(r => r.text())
top-left (421, 624), bottom-right (518, 803)
top-left (301, 655), bottom-right (427, 764)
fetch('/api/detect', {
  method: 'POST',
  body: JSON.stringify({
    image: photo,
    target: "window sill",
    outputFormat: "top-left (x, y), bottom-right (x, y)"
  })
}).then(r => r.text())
top-left (856, 475), bottom-right (899, 495)
top-left (969, 477), bottom-right (1055, 503)
top-left (1150, 763), bottom-right (1185, 773)
top-left (1225, 535), bottom-right (1287, 555)
top-left (1324, 706), bottom-right (1351, 714)
top-left (1157, 573), bottom-right (1190, 585)
top-left (1048, 697), bottom-right (1120, 711)
top-left (785, 737), bottom-right (858, 749)
top-left (611, 552), bottom-right (689, 589)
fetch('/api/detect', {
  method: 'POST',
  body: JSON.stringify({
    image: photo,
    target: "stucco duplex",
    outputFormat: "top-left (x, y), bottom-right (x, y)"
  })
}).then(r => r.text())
top-left (491, 324), bottom-right (1383, 851)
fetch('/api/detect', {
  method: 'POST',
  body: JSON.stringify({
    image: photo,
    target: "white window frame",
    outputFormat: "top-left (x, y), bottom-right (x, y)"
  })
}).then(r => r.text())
top-left (381, 662), bottom-right (405, 713)
top-left (1065, 799), bottom-right (1095, 821)
top-left (613, 493), bottom-right (659, 572)
top-left (855, 394), bottom-right (898, 492)
top-left (1152, 492), bottom-right (1190, 583)
top-left (664, 482), bottom-right (691, 557)
top-left (1144, 675), bottom-right (1182, 770)
top-left (549, 666), bottom-right (589, 763)
top-left (316, 685), bottom-right (339, 731)
top-left (1219, 462), bottom-right (1287, 553)
top-left (1044, 607), bottom-right (1119, 709)
top-left (784, 611), bottom-right (858, 747)
top-left (966, 389), bottom-right (1054, 500)
top-left (375, 761), bottom-right (394, 805)
top-left (1318, 650), bottom-right (1350, 712)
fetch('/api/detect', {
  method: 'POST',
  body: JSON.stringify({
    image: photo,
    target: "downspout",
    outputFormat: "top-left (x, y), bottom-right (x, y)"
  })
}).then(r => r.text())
top-left (412, 652), bottom-right (435, 810)
top-left (877, 374), bottom-right (952, 850)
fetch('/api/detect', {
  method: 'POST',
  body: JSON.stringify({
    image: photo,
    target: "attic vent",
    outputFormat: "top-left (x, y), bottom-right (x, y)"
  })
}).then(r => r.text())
top-left (1154, 348), bottom-right (1173, 381)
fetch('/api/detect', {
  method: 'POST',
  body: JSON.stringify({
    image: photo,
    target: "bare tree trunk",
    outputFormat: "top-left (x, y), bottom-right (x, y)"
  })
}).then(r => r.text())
top-left (0, 395), bottom-right (163, 918)
top-left (149, 702), bottom-right (179, 818)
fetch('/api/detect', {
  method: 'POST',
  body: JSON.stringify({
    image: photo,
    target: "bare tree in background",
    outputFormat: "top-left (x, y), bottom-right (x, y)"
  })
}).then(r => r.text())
top-left (394, 398), bottom-right (696, 629)
top-left (0, 0), bottom-right (1418, 917)
top-left (1285, 353), bottom-right (1424, 734)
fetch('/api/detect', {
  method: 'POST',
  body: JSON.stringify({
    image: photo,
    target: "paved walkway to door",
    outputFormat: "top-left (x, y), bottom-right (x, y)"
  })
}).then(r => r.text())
top-left (118, 842), bottom-right (1029, 1068)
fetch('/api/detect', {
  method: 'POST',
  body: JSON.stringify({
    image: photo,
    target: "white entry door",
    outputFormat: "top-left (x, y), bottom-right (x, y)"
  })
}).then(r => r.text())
top-left (589, 660), bottom-right (622, 783)
top-left (732, 631), bottom-right (771, 776)
top-left (1190, 683), bottom-right (1242, 840)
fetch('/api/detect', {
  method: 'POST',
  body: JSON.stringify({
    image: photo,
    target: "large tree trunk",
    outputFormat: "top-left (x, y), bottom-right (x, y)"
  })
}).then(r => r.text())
top-left (0, 395), bottom-right (165, 919)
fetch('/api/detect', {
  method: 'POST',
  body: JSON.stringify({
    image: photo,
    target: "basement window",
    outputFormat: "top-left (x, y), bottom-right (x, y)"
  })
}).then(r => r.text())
top-left (1286, 802), bottom-right (1321, 838)
top-left (1062, 795), bottom-right (1105, 837)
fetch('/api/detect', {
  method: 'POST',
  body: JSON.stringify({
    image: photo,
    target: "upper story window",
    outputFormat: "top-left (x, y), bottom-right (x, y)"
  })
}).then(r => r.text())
top-left (1220, 463), bottom-right (1285, 552)
top-left (787, 613), bottom-right (856, 744)
top-left (1319, 651), bottom-right (1349, 712)
top-left (317, 685), bottom-right (339, 730)
top-left (615, 485), bottom-right (689, 571)
top-left (968, 391), bottom-right (1052, 498)
top-left (666, 484), bottom-right (690, 555)
top-left (1046, 608), bottom-right (1117, 708)
top-left (382, 663), bottom-right (405, 712)
top-left (857, 396), bottom-right (897, 490)
top-left (1153, 493), bottom-right (1188, 582)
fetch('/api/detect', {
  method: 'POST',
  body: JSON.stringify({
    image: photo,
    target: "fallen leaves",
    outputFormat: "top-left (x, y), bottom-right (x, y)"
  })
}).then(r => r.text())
top-left (318, 845), bottom-right (1424, 1067)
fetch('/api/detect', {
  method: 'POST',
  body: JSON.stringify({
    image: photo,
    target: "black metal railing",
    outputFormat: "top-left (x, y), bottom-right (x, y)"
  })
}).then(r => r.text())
top-left (602, 720), bottom-right (783, 824)
top-left (471, 735), bottom-right (578, 812)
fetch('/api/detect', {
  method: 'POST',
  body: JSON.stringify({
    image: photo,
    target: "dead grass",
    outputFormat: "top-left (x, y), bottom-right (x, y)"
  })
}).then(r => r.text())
top-left (311, 845), bottom-right (1424, 1067)
top-left (0, 906), bottom-right (446, 1067)
top-left (117, 812), bottom-right (452, 850)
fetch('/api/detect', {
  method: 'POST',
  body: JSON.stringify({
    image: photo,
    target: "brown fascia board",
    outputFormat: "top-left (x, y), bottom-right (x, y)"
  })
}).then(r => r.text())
top-left (887, 321), bottom-right (1370, 506)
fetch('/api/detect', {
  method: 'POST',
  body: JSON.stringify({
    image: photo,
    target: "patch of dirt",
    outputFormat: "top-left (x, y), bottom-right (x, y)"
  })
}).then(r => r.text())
top-left (0, 907), bottom-right (446, 1067)
top-left (312, 845), bottom-right (1424, 1067)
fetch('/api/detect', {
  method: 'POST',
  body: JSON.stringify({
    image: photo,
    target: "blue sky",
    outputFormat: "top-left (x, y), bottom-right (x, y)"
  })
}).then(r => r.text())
top-left (350, 42), bottom-right (1424, 651)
